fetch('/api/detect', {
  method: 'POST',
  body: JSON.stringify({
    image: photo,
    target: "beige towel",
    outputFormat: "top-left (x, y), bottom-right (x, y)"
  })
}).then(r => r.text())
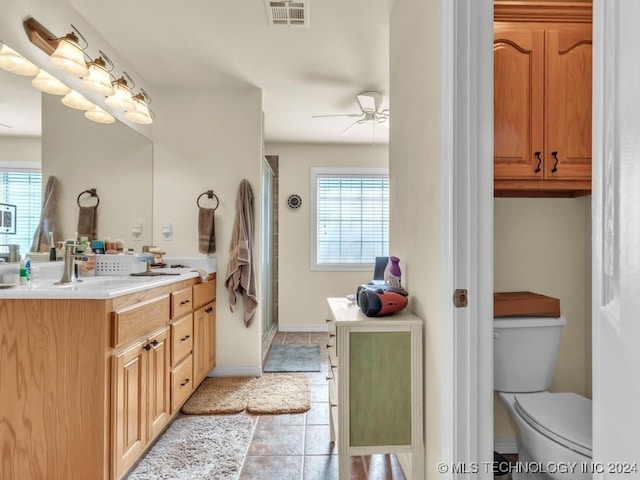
top-left (224, 179), bottom-right (258, 327)
top-left (30, 176), bottom-right (63, 252)
top-left (77, 205), bottom-right (97, 241)
top-left (198, 207), bottom-right (216, 254)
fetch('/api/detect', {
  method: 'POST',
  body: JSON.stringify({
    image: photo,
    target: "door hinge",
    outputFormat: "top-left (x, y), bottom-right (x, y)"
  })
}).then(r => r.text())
top-left (453, 289), bottom-right (468, 308)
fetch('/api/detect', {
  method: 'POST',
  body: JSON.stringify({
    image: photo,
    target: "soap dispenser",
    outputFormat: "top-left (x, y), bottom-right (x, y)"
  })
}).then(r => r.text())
top-left (387, 256), bottom-right (402, 287)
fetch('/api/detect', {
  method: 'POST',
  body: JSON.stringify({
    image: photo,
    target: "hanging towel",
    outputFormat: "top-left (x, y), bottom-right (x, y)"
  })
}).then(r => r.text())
top-left (77, 205), bottom-right (97, 241)
top-left (198, 207), bottom-right (216, 254)
top-left (30, 176), bottom-right (63, 252)
top-left (224, 179), bottom-right (258, 327)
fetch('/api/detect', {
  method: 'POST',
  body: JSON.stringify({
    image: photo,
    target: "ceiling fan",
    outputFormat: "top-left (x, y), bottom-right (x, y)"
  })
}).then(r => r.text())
top-left (313, 91), bottom-right (390, 136)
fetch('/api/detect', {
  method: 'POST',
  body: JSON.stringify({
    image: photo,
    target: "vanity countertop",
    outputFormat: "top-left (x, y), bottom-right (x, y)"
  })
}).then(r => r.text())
top-left (0, 269), bottom-right (211, 300)
top-left (0, 256), bottom-right (217, 300)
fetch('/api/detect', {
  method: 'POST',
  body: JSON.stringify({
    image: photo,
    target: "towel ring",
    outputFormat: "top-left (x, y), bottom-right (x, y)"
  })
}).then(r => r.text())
top-left (77, 188), bottom-right (100, 208)
top-left (197, 190), bottom-right (219, 210)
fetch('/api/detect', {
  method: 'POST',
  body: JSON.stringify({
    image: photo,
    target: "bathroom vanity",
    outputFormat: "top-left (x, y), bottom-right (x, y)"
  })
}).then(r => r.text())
top-left (326, 298), bottom-right (424, 480)
top-left (0, 269), bottom-right (216, 480)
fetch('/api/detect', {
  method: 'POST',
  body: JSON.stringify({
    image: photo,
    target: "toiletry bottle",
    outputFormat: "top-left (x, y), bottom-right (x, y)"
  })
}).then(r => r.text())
top-left (388, 256), bottom-right (402, 287)
top-left (49, 232), bottom-right (56, 261)
top-left (19, 257), bottom-right (27, 285)
top-left (25, 257), bottom-right (31, 283)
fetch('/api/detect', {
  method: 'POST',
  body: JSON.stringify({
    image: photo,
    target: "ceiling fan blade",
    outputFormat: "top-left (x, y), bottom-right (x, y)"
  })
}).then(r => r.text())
top-left (312, 113), bottom-right (362, 118)
top-left (338, 120), bottom-right (360, 136)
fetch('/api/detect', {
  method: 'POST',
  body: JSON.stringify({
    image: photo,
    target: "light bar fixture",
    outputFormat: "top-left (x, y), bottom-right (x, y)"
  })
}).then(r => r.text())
top-left (22, 16), bottom-right (155, 126)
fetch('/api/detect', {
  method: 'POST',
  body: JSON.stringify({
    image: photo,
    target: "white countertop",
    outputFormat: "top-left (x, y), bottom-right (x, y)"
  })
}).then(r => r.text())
top-left (0, 256), bottom-right (216, 300)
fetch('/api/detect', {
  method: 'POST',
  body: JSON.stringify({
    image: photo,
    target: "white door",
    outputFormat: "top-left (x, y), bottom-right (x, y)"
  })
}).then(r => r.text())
top-left (591, 1), bottom-right (640, 476)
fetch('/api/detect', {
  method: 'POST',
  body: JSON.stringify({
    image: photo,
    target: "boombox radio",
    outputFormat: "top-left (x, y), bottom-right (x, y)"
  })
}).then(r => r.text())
top-left (356, 284), bottom-right (409, 317)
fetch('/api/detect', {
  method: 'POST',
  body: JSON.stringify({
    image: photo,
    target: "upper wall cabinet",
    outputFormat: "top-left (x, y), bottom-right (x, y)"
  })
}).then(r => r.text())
top-left (494, 2), bottom-right (592, 197)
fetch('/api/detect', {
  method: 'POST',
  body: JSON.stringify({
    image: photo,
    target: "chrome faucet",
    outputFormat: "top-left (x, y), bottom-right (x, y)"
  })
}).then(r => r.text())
top-left (56, 244), bottom-right (85, 285)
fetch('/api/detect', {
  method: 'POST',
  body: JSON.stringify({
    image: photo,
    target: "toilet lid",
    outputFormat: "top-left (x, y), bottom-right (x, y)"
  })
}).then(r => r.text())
top-left (515, 392), bottom-right (592, 456)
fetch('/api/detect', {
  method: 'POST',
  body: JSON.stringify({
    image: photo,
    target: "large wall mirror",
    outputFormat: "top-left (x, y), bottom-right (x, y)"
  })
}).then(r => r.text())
top-left (0, 43), bottom-right (153, 262)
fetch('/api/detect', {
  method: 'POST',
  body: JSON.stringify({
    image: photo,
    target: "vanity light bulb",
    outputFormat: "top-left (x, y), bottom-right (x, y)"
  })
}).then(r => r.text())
top-left (85, 105), bottom-right (115, 124)
top-left (61, 90), bottom-right (94, 111)
top-left (105, 81), bottom-right (135, 112)
top-left (81, 60), bottom-right (115, 96)
top-left (50, 35), bottom-right (89, 77)
top-left (31, 69), bottom-right (71, 95)
top-left (0, 44), bottom-right (39, 76)
top-left (125, 98), bottom-right (153, 125)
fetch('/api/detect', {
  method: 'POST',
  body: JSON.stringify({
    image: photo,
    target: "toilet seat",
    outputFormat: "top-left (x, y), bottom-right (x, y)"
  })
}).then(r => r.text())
top-left (515, 392), bottom-right (592, 457)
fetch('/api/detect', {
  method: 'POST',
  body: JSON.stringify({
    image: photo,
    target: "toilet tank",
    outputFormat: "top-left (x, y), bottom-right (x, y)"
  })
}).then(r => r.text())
top-left (494, 316), bottom-right (567, 392)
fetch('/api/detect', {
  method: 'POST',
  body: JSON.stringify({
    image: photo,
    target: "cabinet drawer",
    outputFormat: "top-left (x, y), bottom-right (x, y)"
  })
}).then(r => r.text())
top-left (193, 278), bottom-right (216, 308)
top-left (113, 295), bottom-right (170, 348)
top-left (170, 313), bottom-right (193, 367)
top-left (171, 355), bottom-right (194, 412)
top-left (171, 287), bottom-right (193, 319)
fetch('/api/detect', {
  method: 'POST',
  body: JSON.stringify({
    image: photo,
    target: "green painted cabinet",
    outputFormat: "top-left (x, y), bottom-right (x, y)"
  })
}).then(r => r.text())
top-left (326, 298), bottom-right (424, 480)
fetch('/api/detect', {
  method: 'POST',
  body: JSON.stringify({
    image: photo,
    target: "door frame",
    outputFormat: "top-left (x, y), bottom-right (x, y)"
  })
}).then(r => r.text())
top-left (442, 0), bottom-right (494, 477)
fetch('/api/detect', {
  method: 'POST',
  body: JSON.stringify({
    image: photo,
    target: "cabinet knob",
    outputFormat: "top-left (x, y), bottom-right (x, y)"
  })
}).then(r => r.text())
top-left (151, 339), bottom-right (159, 347)
top-left (205, 307), bottom-right (213, 313)
top-left (325, 318), bottom-right (331, 323)
top-left (143, 344), bottom-right (152, 351)
top-left (551, 151), bottom-right (559, 173)
top-left (534, 151), bottom-right (542, 173)
top-left (180, 299), bottom-right (191, 305)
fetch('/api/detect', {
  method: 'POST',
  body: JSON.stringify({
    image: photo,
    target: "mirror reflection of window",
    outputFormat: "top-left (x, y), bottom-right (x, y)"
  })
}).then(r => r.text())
top-left (0, 169), bottom-right (42, 257)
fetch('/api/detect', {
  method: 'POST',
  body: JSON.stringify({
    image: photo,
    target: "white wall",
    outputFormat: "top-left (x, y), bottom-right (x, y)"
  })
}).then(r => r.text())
top-left (153, 87), bottom-right (264, 374)
top-left (390, 0), bottom-right (442, 478)
top-left (493, 197), bottom-right (592, 440)
top-left (0, 137), bottom-right (40, 165)
top-left (265, 142), bottom-right (388, 330)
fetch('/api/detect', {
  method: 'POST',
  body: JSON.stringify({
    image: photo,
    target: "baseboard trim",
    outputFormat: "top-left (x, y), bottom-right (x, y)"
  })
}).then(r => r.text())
top-left (278, 324), bottom-right (329, 333)
top-left (494, 437), bottom-right (518, 454)
top-left (207, 366), bottom-right (262, 377)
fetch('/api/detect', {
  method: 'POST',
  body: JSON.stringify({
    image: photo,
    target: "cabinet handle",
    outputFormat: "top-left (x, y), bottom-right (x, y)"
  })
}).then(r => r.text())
top-left (329, 334), bottom-right (335, 338)
top-left (151, 339), bottom-right (159, 347)
top-left (180, 299), bottom-right (191, 305)
top-left (143, 343), bottom-right (152, 351)
top-left (534, 151), bottom-right (542, 173)
top-left (180, 335), bottom-right (191, 341)
top-left (205, 307), bottom-right (213, 313)
top-left (180, 378), bottom-right (190, 387)
top-left (551, 151), bottom-right (559, 173)
top-left (325, 318), bottom-right (331, 323)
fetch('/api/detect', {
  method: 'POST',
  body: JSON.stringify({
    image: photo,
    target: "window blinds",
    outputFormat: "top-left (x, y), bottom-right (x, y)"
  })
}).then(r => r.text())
top-left (0, 171), bottom-right (42, 255)
top-left (316, 175), bottom-right (389, 265)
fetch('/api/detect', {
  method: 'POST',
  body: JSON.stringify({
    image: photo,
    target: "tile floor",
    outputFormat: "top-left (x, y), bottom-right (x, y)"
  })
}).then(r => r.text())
top-left (237, 331), bottom-right (407, 480)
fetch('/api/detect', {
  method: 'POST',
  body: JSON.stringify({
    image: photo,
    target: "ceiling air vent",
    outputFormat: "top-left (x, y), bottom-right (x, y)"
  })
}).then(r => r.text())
top-left (264, 1), bottom-right (309, 28)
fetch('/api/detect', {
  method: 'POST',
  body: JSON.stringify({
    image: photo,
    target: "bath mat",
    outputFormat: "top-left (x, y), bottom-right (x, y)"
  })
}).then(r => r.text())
top-left (263, 344), bottom-right (321, 372)
top-left (126, 414), bottom-right (254, 480)
top-left (181, 376), bottom-right (252, 414)
top-left (182, 375), bottom-right (310, 415)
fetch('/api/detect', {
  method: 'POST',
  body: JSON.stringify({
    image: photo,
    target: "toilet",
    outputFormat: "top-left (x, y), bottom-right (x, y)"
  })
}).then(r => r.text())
top-left (494, 315), bottom-right (592, 480)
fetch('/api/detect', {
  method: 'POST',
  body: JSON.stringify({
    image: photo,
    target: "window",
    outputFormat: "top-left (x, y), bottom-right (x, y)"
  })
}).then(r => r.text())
top-left (0, 168), bottom-right (42, 257)
top-left (311, 167), bottom-right (389, 271)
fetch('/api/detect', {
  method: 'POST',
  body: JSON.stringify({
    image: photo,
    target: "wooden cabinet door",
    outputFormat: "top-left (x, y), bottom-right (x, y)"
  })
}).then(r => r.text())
top-left (147, 327), bottom-right (170, 440)
top-left (112, 340), bottom-right (148, 479)
top-left (193, 301), bottom-right (216, 384)
top-left (494, 26), bottom-right (545, 179)
top-left (545, 26), bottom-right (592, 180)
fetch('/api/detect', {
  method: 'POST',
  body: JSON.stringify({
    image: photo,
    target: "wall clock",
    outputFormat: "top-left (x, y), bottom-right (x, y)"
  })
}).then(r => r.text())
top-left (287, 194), bottom-right (302, 209)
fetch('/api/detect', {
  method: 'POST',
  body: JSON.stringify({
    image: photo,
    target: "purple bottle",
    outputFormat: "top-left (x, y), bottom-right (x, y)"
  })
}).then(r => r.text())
top-left (388, 256), bottom-right (401, 287)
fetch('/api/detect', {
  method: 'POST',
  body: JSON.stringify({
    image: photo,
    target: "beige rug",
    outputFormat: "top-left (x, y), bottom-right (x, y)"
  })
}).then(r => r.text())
top-left (182, 375), bottom-right (311, 415)
top-left (127, 415), bottom-right (254, 480)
